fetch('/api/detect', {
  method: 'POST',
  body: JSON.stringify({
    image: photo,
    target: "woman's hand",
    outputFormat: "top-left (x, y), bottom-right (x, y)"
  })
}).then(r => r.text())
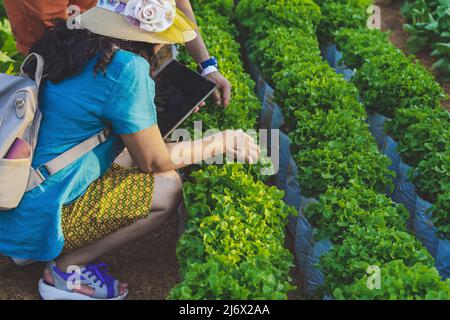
top-left (205, 71), bottom-right (232, 107)
top-left (219, 130), bottom-right (260, 164)
top-left (193, 101), bottom-right (206, 113)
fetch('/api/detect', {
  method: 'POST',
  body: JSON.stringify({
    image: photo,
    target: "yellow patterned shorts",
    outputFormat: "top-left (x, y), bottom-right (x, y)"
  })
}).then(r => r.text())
top-left (61, 164), bottom-right (155, 251)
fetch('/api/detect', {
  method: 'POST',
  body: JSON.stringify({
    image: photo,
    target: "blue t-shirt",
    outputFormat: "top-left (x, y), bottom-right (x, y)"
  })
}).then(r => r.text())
top-left (0, 50), bottom-right (157, 261)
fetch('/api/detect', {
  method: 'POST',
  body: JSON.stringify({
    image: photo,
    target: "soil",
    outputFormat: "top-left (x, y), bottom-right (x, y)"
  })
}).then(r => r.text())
top-left (376, 0), bottom-right (450, 110)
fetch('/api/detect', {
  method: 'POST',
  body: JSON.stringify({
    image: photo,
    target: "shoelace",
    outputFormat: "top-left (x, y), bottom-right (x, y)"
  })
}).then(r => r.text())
top-left (83, 262), bottom-right (115, 288)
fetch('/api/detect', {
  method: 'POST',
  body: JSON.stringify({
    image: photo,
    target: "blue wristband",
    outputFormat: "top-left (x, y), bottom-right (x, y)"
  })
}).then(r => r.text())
top-left (199, 57), bottom-right (218, 71)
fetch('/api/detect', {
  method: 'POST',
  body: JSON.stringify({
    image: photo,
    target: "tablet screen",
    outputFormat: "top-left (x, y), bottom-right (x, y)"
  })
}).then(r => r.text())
top-left (154, 60), bottom-right (217, 139)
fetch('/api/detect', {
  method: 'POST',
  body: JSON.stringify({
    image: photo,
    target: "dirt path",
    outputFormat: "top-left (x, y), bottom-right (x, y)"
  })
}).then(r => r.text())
top-left (377, 0), bottom-right (450, 110)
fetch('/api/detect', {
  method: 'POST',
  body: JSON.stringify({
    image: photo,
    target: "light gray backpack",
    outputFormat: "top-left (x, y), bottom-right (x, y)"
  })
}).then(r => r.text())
top-left (0, 54), bottom-right (109, 210)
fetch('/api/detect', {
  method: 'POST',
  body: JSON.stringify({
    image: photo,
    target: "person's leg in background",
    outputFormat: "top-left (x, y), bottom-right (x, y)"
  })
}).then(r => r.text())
top-left (3, 0), bottom-right (96, 54)
top-left (3, 0), bottom-right (69, 54)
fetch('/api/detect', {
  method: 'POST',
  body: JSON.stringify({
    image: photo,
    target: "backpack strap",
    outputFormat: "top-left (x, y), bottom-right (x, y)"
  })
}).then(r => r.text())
top-left (26, 128), bottom-right (111, 191)
top-left (20, 53), bottom-right (45, 87)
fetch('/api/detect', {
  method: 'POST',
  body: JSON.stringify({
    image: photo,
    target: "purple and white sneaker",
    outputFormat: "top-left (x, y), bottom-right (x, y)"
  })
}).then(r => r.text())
top-left (38, 261), bottom-right (128, 300)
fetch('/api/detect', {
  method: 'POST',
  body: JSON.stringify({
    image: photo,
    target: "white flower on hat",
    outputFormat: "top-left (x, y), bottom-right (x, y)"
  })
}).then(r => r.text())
top-left (124, 0), bottom-right (176, 33)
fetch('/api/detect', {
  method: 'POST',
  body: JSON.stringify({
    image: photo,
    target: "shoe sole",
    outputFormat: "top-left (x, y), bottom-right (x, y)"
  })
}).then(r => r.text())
top-left (38, 279), bottom-right (128, 300)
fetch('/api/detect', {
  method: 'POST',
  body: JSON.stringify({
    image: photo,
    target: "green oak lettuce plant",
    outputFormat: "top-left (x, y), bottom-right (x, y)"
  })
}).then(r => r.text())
top-left (235, 0), bottom-right (321, 40)
top-left (319, 226), bottom-right (434, 292)
top-left (334, 28), bottom-right (399, 69)
top-left (303, 186), bottom-right (408, 243)
top-left (273, 60), bottom-right (365, 123)
top-left (314, 0), bottom-right (374, 44)
top-left (249, 26), bottom-right (322, 85)
top-left (333, 260), bottom-right (450, 300)
top-left (294, 140), bottom-right (394, 198)
top-left (334, 28), bottom-right (448, 118)
top-left (386, 106), bottom-right (449, 142)
top-left (397, 117), bottom-right (450, 167)
top-left (169, 256), bottom-right (294, 300)
top-left (410, 151), bottom-right (450, 203)
top-left (193, 0), bottom-right (235, 17)
top-left (431, 190), bottom-right (450, 239)
top-left (354, 53), bottom-right (447, 118)
top-left (289, 108), bottom-right (371, 154)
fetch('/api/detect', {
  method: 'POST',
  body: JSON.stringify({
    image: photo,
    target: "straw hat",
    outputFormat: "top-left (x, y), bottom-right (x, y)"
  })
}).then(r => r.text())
top-left (77, 0), bottom-right (197, 44)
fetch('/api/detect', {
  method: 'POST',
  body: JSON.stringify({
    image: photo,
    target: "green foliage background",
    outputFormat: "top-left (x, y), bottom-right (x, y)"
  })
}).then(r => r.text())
top-left (0, 2), bottom-right (23, 74)
top-left (402, 0), bottom-right (450, 81)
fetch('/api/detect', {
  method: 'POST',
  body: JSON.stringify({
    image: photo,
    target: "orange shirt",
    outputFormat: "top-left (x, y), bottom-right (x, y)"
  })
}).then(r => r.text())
top-left (3, 0), bottom-right (97, 54)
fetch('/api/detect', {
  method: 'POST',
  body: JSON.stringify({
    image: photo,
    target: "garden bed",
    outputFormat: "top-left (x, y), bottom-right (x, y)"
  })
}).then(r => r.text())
top-left (167, 1), bottom-right (297, 300)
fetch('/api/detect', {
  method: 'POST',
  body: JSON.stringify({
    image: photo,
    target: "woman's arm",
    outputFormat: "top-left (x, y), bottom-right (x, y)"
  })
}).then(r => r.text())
top-left (175, 0), bottom-right (232, 107)
top-left (174, 0), bottom-right (209, 64)
top-left (121, 126), bottom-right (259, 174)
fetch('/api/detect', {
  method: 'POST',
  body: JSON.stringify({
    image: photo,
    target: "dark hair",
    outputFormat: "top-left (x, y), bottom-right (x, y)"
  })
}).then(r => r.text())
top-left (24, 19), bottom-right (157, 83)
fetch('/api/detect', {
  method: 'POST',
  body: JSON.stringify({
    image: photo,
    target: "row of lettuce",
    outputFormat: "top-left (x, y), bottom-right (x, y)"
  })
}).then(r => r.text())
top-left (335, 28), bottom-right (450, 239)
top-left (401, 0), bottom-right (450, 81)
top-left (318, 0), bottom-right (450, 294)
top-left (313, 0), bottom-right (450, 245)
top-left (235, 0), bottom-right (450, 299)
top-left (0, 3), bottom-right (23, 74)
top-left (168, 0), bottom-right (296, 300)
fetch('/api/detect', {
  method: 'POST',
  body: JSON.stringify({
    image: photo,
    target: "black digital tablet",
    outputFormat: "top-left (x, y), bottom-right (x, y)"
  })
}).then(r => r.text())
top-left (154, 60), bottom-right (217, 139)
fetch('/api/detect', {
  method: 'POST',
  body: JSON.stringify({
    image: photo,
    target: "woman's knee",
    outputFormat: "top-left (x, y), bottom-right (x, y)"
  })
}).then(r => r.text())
top-left (152, 170), bottom-right (182, 214)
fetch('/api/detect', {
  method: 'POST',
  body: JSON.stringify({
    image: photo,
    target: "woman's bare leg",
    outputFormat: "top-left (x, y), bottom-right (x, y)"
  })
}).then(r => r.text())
top-left (43, 169), bottom-right (182, 296)
top-left (114, 148), bottom-right (135, 168)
